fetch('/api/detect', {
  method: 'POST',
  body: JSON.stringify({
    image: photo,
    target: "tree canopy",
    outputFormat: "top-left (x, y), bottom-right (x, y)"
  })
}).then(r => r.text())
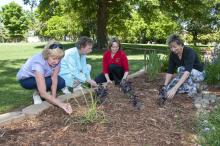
top-left (0, 0), bottom-right (219, 45)
top-left (0, 2), bottom-right (29, 42)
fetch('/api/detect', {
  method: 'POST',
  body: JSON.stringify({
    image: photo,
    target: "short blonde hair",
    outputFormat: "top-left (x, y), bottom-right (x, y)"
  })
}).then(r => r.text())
top-left (42, 41), bottom-right (64, 60)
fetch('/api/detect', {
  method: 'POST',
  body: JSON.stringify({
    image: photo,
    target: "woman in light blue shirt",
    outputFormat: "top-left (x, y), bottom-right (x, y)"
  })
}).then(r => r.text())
top-left (60, 36), bottom-right (97, 94)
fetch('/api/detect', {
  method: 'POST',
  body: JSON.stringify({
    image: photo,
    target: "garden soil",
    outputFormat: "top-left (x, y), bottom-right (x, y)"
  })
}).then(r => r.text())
top-left (0, 74), bottom-right (197, 146)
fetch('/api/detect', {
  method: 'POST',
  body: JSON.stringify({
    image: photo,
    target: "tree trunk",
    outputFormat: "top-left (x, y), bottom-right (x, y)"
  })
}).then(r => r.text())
top-left (96, 0), bottom-right (108, 50)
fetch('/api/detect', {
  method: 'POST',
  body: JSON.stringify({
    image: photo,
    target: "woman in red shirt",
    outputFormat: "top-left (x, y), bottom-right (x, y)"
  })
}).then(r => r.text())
top-left (95, 38), bottom-right (129, 85)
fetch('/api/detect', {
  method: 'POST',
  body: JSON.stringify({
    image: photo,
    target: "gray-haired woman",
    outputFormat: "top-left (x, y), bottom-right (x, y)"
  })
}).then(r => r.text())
top-left (161, 34), bottom-right (205, 99)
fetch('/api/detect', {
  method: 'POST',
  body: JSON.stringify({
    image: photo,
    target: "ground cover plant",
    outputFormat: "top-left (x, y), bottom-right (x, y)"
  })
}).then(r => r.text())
top-left (196, 106), bottom-right (220, 146)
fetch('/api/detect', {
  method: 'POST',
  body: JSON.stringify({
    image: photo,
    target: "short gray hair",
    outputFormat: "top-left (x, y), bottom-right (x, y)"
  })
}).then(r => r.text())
top-left (166, 34), bottom-right (184, 46)
top-left (75, 36), bottom-right (93, 49)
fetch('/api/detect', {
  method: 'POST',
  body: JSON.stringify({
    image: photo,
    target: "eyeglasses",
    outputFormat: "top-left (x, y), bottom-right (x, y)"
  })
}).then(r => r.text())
top-left (49, 43), bottom-right (63, 49)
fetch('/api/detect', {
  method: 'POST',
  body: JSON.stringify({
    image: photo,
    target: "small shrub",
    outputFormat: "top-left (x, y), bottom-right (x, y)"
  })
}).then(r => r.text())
top-left (205, 61), bottom-right (220, 85)
top-left (146, 51), bottom-right (161, 81)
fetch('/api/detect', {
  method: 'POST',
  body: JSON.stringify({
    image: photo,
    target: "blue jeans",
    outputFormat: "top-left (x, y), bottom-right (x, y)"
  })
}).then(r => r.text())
top-left (19, 76), bottom-right (65, 91)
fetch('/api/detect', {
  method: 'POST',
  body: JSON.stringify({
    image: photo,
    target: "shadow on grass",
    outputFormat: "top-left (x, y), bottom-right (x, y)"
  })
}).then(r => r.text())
top-left (0, 59), bottom-right (32, 114)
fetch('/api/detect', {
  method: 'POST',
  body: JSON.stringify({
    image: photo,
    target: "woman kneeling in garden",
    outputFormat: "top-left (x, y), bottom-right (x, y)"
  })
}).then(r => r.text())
top-left (59, 36), bottom-right (97, 94)
top-left (161, 34), bottom-right (205, 99)
top-left (17, 42), bottom-right (72, 114)
top-left (95, 37), bottom-right (129, 85)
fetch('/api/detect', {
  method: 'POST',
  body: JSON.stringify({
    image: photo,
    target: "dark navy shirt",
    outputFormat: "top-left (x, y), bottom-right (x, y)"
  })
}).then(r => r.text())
top-left (167, 46), bottom-right (203, 74)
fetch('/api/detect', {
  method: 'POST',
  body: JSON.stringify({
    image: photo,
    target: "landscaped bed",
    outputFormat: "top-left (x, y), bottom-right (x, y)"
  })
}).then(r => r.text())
top-left (0, 73), bottom-right (197, 146)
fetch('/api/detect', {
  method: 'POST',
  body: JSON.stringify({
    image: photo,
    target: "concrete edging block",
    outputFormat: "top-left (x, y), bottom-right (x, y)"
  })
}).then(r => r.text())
top-left (22, 101), bottom-right (52, 117)
top-left (128, 69), bottom-right (145, 79)
top-left (0, 112), bottom-right (25, 127)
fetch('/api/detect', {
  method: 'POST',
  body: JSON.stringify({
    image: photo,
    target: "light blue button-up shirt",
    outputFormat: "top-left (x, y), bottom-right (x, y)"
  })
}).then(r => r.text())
top-left (59, 47), bottom-right (91, 87)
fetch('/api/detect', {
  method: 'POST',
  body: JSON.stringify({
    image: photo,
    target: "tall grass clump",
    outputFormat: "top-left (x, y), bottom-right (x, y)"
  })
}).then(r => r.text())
top-left (64, 86), bottom-right (106, 125)
top-left (146, 51), bottom-right (161, 81)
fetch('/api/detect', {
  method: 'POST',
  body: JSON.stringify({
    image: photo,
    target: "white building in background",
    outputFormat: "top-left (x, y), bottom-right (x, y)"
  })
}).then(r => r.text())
top-left (27, 30), bottom-right (40, 43)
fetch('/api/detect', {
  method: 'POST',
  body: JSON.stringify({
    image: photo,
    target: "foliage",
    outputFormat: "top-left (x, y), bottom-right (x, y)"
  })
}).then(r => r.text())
top-left (22, 0), bottom-right (219, 44)
top-left (121, 10), bottom-right (147, 43)
top-left (64, 87), bottom-right (106, 125)
top-left (205, 61), bottom-right (220, 85)
top-left (159, 0), bottom-right (219, 45)
top-left (191, 46), bottom-right (204, 62)
top-left (160, 54), bottom-right (169, 72)
top-left (44, 16), bottom-right (67, 40)
top-left (196, 106), bottom-right (220, 146)
top-left (146, 11), bottom-right (180, 43)
top-left (0, 2), bottom-right (29, 42)
top-left (146, 51), bottom-right (161, 81)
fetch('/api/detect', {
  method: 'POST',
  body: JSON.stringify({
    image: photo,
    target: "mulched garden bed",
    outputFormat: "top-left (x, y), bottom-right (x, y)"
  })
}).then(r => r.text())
top-left (0, 73), bottom-right (197, 146)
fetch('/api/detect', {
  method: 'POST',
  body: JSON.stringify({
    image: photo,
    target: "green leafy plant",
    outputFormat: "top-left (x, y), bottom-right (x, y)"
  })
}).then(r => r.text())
top-left (146, 51), bottom-right (161, 81)
top-left (205, 61), bottom-right (220, 85)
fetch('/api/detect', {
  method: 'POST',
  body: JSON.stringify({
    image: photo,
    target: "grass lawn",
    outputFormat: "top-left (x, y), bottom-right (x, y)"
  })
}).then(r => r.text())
top-left (0, 42), bottom-right (153, 114)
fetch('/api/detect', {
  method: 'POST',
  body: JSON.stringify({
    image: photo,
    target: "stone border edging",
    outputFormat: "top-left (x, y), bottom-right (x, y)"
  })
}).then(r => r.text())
top-left (0, 69), bottom-right (145, 127)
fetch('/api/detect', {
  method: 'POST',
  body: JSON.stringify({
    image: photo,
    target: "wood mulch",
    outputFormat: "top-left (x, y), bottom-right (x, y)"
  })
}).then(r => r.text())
top-left (0, 73), bottom-right (197, 146)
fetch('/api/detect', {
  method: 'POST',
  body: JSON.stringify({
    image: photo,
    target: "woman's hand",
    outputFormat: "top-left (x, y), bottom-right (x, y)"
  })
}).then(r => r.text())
top-left (61, 103), bottom-right (73, 114)
top-left (106, 79), bottom-right (113, 84)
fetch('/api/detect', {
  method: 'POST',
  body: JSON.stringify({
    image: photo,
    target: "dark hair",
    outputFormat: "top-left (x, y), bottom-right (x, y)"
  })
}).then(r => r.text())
top-left (75, 36), bottom-right (93, 49)
top-left (166, 34), bottom-right (184, 46)
top-left (108, 37), bottom-right (122, 50)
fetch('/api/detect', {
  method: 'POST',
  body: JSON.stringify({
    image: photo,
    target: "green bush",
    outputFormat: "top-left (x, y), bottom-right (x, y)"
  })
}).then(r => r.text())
top-left (205, 61), bottom-right (220, 85)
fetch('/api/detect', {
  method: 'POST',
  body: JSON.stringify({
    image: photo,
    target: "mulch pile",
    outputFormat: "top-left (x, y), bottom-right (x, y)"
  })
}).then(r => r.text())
top-left (0, 74), bottom-right (197, 146)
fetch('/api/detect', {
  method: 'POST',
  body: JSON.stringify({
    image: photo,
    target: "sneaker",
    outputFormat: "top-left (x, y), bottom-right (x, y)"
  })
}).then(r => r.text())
top-left (33, 90), bottom-right (42, 104)
top-left (62, 87), bottom-right (71, 94)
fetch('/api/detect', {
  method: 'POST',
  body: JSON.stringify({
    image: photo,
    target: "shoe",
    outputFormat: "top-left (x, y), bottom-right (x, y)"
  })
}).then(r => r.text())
top-left (33, 90), bottom-right (42, 104)
top-left (62, 87), bottom-right (71, 94)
